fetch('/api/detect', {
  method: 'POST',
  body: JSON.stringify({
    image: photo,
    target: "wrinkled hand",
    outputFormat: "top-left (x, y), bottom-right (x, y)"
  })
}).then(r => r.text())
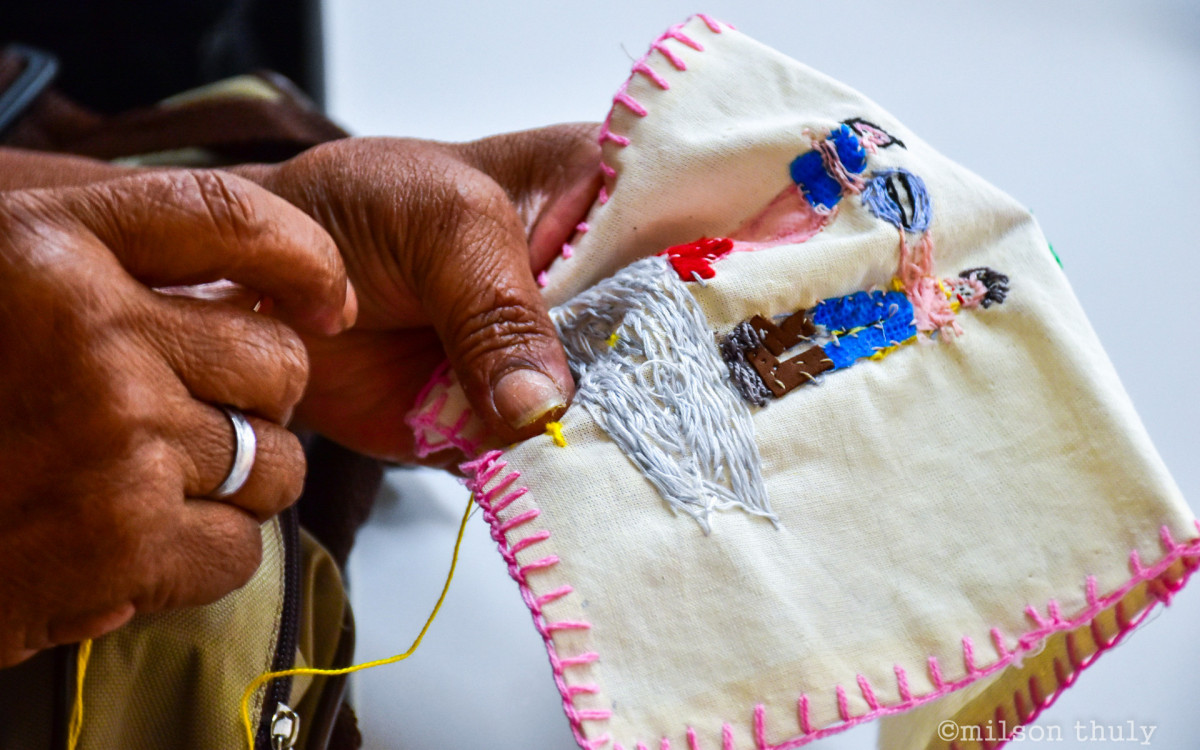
top-left (0, 171), bottom-right (353, 668)
top-left (239, 124), bottom-right (601, 462)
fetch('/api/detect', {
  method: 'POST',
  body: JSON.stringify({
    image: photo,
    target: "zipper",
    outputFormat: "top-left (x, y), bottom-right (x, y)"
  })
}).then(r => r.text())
top-left (256, 506), bottom-right (302, 750)
top-left (269, 703), bottom-right (301, 750)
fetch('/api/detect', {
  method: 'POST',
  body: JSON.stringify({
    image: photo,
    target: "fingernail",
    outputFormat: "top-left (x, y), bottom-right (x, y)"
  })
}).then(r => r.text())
top-left (342, 280), bottom-right (359, 330)
top-left (494, 369), bottom-right (566, 430)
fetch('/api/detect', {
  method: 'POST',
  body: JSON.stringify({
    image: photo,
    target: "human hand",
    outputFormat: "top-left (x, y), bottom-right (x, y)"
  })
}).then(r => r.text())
top-left (0, 170), bottom-right (354, 668)
top-left (237, 124), bottom-right (601, 462)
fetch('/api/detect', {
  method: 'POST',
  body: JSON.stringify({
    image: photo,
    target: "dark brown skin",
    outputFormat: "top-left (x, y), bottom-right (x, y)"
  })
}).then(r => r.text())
top-left (0, 170), bottom-right (354, 668)
top-left (232, 125), bottom-right (601, 460)
top-left (0, 124), bottom-right (600, 667)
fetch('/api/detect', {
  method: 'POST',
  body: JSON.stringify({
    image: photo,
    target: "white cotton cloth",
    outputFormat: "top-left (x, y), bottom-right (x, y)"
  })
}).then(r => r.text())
top-left (409, 15), bottom-right (1197, 750)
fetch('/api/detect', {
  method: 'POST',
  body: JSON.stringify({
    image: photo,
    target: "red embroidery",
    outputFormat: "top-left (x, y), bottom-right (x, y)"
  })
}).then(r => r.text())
top-left (659, 236), bottom-right (734, 281)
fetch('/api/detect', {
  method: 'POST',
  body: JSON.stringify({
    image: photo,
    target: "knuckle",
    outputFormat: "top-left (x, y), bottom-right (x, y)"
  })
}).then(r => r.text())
top-left (242, 318), bottom-right (309, 414)
top-left (181, 169), bottom-right (265, 246)
top-left (274, 429), bottom-right (307, 508)
top-left (450, 295), bottom-right (548, 370)
top-left (223, 522), bottom-right (264, 588)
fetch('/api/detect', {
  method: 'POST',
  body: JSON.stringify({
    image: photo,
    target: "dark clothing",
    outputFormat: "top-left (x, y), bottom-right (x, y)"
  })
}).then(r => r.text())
top-left (0, 0), bottom-right (323, 112)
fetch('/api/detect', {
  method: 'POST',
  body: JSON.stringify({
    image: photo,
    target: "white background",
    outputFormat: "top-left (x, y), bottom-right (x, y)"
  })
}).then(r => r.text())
top-left (326, 2), bottom-right (1200, 748)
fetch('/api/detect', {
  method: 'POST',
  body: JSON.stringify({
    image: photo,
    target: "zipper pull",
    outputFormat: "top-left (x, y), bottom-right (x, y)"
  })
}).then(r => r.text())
top-left (269, 703), bottom-right (301, 750)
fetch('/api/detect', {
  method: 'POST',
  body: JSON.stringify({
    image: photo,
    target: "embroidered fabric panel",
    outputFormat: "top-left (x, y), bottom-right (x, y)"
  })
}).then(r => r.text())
top-left (551, 256), bottom-right (774, 532)
top-left (404, 14), bottom-right (1197, 750)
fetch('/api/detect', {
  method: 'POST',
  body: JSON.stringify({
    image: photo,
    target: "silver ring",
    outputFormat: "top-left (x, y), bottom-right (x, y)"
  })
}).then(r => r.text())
top-left (212, 407), bottom-right (257, 498)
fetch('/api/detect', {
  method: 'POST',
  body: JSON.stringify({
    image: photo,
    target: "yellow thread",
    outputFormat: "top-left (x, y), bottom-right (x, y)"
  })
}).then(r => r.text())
top-left (67, 638), bottom-right (93, 750)
top-left (239, 495), bottom-right (474, 749)
top-left (545, 421), bottom-right (567, 447)
top-left (606, 332), bottom-right (619, 347)
top-left (889, 277), bottom-right (905, 292)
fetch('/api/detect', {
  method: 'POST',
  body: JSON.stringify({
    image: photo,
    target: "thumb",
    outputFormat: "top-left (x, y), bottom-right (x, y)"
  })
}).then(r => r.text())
top-left (408, 161), bottom-right (575, 442)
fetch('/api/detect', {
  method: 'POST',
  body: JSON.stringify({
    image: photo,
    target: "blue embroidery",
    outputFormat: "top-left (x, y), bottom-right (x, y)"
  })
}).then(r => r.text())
top-left (812, 290), bottom-right (910, 332)
top-left (813, 290), bottom-right (916, 369)
top-left (789, 124), bottom-right (867, 210)
top-left (861, 169), bottom-right (932, 233)
top-left (831, 124), bottom-right (868, 174)
top-left (790, 151), bottom-right (842, 210)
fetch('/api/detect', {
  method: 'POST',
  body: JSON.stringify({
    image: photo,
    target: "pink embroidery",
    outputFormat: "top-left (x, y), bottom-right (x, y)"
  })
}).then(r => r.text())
top-left (462, 450), bottom-right (608, 748)
top-left (696, 14), bottom-right (725, 33)
top-left (856, 674), bottom-right (879, 710)
top-left (404, 361), bottom-right (484, 459)
top-left (796, 695), bottom-right (812, 734)
top-left (962, 636), bottom-right (978, 673)
top-left (928, 656), bottom-right (946, 690)
top-left (741, 524), bottom-right (1200, 750)
top-left (834, 685), bottom-right (850, 721)
top-left (597, 16), bottom-right (723, 209)
top-left (893, 665), bottom-right (912, 701)
top-left (898, 232), bottom-right (959, 337)
top-left (436, 15), bottom-right (1200, 747)
top-left (632, 60), bottom-right (671, 90)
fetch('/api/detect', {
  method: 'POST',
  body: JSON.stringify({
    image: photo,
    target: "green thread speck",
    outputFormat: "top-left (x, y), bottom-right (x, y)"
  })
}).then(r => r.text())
top-left (1048, 242), bottom-right (1063, 268)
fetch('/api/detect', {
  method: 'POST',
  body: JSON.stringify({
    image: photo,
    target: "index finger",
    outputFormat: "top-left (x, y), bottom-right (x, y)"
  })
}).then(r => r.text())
top-left (66, 169), bottom-right (356, 335)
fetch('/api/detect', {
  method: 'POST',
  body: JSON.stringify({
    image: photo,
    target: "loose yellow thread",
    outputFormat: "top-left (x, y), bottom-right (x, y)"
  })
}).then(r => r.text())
top-left (606, 332), bottom-right (619, 347)
top-left (239, 495), bottom-right (474, 749)
top-left (545, 421), bottom-right (567, 447)
top-left (67, 638), bottom-right (93, 750)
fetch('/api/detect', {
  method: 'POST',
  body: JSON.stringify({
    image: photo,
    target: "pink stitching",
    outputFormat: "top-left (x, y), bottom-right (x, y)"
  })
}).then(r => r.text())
top-left (696, 14), bottom-right (724, 33)
top-left (519, 556), bottom-right (560, 576)
top-left (491, 485), bottom-right (528, 515)
top-left (446, 14), bottom-right (1199, 746)
top-left (990, 628), bottom-right (1010, 658)
top-left (795, 694), bottom-right (812, 735)
top-left (742, 522), bottom-right (1200, 750)
top-left (1046, 600), bottom-right (1064, 625)
top-left (928, 656), bottom-right (945, 690)
top-left (962, 636), bottom-right (977, 674)
top-left (557, 652), bottom-right (600, 669)
top-left (405, 360), bottom-right (488, 459)
top-left (547, 620), bottom-right (593, 633)
top-left (893, 665), bottom-right (912, 702)
top-left (632, 60), bottom-right (671, 90)
top-left (612, 91), bottom-right (648, 117)
top-left (596, 16), bottom-right (724, 207)
top-left (856, 674), bottom-right (879, 710)
top-left (536, 585), bottom-right (573, 608)
top-left (462, 451), bottom-right (606, 749)
top-left (687, 727), bottom-right (700, 750)
top-left (498, 507), bottom-right (540, 534)
top-left (722, 724), bottom-right (735, 750)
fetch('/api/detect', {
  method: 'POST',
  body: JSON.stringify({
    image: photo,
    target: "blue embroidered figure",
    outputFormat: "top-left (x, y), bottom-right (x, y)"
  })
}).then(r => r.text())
top-left (721, 268), bottom-right (1009, 406)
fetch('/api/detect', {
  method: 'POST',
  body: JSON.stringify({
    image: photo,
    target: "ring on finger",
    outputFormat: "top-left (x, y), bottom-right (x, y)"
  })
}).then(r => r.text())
top-left (211, 407), bottom-right (257, 498)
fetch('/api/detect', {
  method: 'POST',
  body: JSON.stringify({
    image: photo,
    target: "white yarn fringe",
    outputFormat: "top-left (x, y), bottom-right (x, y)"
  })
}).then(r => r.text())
top-left (552, 257), bottom-right (775, 532)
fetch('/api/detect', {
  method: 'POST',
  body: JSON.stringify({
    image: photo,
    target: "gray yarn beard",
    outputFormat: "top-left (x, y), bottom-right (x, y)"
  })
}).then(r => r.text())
top-left (551, 257), bottom-right (776, 533)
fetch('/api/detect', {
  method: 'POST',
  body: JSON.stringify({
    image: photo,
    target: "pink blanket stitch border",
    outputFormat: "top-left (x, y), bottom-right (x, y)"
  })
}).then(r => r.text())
top-left (407, 13), bottom-right (1200, 750)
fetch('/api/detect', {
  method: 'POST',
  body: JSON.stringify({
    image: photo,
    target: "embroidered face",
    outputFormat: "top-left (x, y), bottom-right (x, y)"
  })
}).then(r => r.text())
top-left (945, 275), bottom-right (989, 309)
top-left (861, 169), bottom-right (932, 233)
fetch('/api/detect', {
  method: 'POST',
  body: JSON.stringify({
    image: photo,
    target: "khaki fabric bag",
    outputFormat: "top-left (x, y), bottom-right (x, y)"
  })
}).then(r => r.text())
top-left (0, 56), bottom-right (364, 750)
